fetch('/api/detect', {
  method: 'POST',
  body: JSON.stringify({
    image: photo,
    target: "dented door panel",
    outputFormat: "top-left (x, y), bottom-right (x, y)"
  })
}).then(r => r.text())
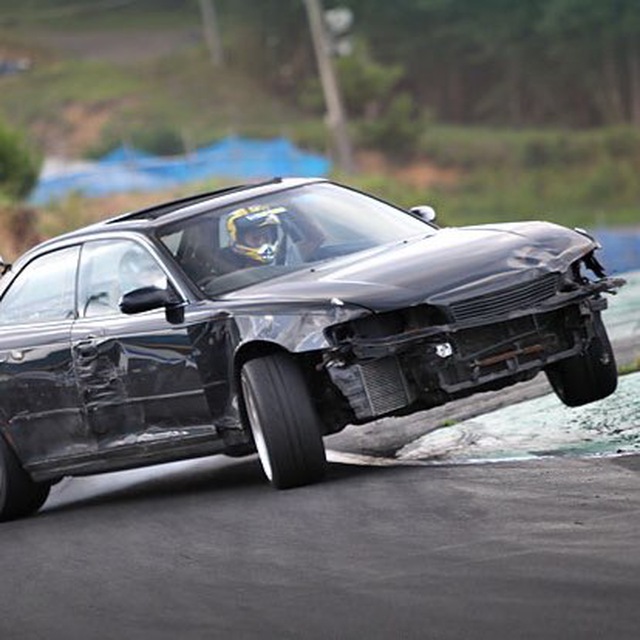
top-left (0, 322), bottom-right (85, 467)
top-left (71, 310), bottom-right (217, 456)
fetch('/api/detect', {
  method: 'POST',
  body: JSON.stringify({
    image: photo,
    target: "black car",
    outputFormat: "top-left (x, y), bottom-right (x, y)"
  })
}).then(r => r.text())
top-left (0, 178), bottom-right (624, 520)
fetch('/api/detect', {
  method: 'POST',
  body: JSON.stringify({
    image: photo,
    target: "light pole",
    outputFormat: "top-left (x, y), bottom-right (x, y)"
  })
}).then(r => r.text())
top-left (302, 0), bottom-right (355, 173)
top-left (198, 0), bottom-right (224, 68)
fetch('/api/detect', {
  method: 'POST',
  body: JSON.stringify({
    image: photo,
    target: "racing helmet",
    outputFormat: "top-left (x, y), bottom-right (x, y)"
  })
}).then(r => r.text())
top-left (226, 204), bottom-right (285, 265)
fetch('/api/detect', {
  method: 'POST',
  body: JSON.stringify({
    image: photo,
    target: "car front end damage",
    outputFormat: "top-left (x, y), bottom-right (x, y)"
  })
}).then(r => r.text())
top-left (319, 251), bottom-right (625, 427)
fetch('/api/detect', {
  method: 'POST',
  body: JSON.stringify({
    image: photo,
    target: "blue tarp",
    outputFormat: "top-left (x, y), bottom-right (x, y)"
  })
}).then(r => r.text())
top-left (593, 228), bottom-right (640, 275)
top-left (99, 146), bottom-right (155, 165)
top-left (29, 136), bottom-right (331, 205)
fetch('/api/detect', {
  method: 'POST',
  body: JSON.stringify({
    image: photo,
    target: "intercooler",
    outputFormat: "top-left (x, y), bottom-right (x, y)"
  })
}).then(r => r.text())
top-left (327, 356), bottom-right (413, 420)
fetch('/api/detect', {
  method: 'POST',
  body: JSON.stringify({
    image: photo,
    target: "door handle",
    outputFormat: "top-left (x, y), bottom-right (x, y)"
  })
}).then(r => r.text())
top-left (74, 338), bottom-right (99, 359)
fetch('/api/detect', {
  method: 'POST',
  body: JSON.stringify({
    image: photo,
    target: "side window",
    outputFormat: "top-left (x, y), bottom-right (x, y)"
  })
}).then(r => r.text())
top-left (0, 246), bottom-right (79, 326)
top-left (164, 218), bottom-right (218, 283)
top-left (78, 239), bottom-right (168, 318)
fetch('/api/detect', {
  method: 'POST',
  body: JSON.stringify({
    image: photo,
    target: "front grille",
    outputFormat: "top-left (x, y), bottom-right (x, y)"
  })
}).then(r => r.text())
top-left (449, 273), bottom-right (559, 323)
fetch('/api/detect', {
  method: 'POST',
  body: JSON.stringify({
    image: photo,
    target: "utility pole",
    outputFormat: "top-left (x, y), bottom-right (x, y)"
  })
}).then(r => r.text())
top-left (303, 0), bottom-right (355, 173)
top-left (198, 0), bottom-right (224, 68)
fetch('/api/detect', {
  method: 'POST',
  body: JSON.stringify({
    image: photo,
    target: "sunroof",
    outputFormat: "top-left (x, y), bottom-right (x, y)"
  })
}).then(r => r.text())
top-left (105, 184), bottom-right (249, 223)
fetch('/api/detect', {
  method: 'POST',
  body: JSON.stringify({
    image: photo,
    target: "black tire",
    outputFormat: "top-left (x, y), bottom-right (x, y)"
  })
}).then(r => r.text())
top-left (0, 436), bottom-right (50, 522)
top-left (241, 353), bottom-right (327, 489)
top-left (545, 313), bottom-right (618, 407)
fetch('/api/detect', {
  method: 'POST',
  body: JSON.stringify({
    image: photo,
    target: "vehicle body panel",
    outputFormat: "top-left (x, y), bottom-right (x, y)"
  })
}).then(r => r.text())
top-left (0, 320), bottom-right (84, 466)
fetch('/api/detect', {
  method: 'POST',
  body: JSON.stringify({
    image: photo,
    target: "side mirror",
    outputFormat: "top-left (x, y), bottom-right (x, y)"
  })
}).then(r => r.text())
top-left (120, 286), bottom-right (185, 323)
top-left (410, 205), bottom-right (437, 223)
top-left (0, 255), bottom-right (11, 276)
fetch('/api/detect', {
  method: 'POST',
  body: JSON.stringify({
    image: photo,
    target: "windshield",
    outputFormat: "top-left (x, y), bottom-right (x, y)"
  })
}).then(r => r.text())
top-left (158, 182), bottom-right (434, 296)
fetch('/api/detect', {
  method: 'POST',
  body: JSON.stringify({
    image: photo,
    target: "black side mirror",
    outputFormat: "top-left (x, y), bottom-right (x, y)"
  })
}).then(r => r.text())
top-left (120, 286), bottom-right (185, 323)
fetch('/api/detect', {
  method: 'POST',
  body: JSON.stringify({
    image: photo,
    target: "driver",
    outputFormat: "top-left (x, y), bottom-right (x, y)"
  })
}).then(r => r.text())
top-left (215, 204), bottom-right (285, 272)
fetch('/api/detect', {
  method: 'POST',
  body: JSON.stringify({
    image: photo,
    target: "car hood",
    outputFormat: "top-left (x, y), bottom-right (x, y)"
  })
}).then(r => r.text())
top-left (219, 221), bottom-right (596, 312)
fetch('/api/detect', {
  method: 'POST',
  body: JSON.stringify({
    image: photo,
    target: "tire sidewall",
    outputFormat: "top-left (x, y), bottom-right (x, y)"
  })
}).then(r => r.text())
top-left (240, 353), bottom-right (326, 489)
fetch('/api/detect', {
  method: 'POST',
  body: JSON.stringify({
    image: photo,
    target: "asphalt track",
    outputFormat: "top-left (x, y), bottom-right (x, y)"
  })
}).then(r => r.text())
top-left (1, 273), bottom-right (639, 639)
top-left (2, 454), bottom-right (640, 639)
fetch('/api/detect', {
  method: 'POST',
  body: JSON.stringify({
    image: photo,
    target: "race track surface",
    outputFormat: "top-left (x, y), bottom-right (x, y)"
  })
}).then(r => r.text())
top-left (2, 454), bottom-right (640, 639)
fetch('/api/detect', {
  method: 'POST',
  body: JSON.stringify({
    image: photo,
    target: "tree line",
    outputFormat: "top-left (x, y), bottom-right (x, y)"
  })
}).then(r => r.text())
top-left (216, 0), bottom-right (640, 128)
top-left (6, 0), bottom-right (640, 128)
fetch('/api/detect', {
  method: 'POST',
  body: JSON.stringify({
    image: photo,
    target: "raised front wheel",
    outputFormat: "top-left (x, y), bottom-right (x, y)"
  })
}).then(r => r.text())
top-left (545, 313), bottom-right (618, 407)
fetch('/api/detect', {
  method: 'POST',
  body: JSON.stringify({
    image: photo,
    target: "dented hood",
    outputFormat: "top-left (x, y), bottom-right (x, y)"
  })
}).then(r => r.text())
top-left (220, 221), bottom-right (596, 312)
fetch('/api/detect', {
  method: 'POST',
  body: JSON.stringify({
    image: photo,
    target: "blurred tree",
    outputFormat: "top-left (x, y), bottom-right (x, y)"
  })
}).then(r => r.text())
top-left (539, 0), bottom-right (640, 125)
top-left (340, 0), bottom-right (640, 127)
top-left (8, 0), bottom-right (640, 128)
top-left (0, 120), bottom-right (40, 201)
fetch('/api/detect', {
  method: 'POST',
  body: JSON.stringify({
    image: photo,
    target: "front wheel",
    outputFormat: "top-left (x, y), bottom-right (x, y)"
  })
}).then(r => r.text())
top-left (0, 436), bottom-right (50, 522)
top-left (241, 353), bottom-right (327, 489)
top-left (545, 313), bottom-right (618, 407)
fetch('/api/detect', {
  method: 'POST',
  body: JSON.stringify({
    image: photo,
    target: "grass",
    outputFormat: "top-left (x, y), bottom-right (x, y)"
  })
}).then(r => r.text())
top-left (0, 35), bottom-right (309, 158)
top-left (0, 2), bottom-right (199, 31)
top-left (411, 125), bottom-right (640, 228)
top-left (1, 60), bottom-right (144, 128)
top-left (619, 358), bottom-right (640, 376)
top-left (344, 163), bottom-right (640, 230)
top-left (341, 123), bottom-right (640, 230)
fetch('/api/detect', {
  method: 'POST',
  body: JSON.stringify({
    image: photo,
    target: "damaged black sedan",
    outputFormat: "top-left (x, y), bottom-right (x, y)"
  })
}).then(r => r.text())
top-left (0, 178), bottom-right (624, 519)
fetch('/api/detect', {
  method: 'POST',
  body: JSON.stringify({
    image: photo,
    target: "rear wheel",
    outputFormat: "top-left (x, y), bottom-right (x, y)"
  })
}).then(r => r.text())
top-left (241, 353), bottom-right (327, 489)
top-left (0, 436), bottom-right (50, 522)
top-left (545, 313), bottom-right (617, 407)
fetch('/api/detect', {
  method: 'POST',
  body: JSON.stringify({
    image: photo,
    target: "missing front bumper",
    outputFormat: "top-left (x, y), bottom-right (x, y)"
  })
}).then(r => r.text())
top-left (326, 305), bottom-right (597, 421)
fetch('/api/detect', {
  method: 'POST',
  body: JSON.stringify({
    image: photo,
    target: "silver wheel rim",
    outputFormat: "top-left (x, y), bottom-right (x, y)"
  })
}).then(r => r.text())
top-left (242, 375), bottom-right (273, 482)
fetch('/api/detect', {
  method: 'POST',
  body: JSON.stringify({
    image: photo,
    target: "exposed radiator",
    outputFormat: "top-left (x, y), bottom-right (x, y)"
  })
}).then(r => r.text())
top-left (328, 356), bottom-right (412, 419)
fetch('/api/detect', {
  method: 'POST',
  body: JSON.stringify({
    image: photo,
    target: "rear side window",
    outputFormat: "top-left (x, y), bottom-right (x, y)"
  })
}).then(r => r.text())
top-left (0, 246), bottom-right (80, 325)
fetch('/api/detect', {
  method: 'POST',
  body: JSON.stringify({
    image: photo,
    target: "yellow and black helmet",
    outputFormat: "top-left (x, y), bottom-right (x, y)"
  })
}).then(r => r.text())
top-left (226, 204), bottom-right (285, 264)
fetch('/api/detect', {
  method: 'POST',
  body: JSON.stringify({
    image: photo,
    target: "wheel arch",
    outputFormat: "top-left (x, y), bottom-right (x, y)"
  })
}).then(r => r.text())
top-left (233, 339), bottom-right (339, 435)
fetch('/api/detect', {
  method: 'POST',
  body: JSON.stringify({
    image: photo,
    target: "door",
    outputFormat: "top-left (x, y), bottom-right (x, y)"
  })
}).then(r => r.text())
top-left (72, 238), bottom-right (215, 457)
top-left (0, 246), bottom-right (85, 468)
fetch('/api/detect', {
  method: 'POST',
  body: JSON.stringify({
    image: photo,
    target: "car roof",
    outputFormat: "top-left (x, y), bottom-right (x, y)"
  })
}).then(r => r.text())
top-left (35, 176), bottom-right (326, 249)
